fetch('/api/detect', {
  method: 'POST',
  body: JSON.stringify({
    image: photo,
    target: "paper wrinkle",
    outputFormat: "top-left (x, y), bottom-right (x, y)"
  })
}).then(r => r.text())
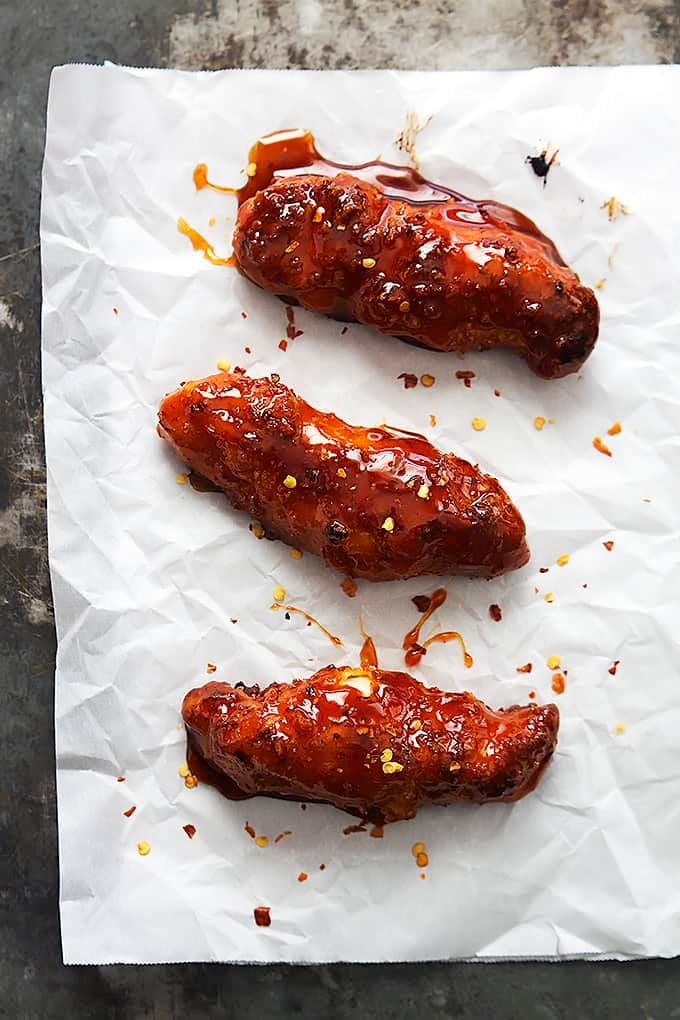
top-left (41, 64), bottom-right (680, 964)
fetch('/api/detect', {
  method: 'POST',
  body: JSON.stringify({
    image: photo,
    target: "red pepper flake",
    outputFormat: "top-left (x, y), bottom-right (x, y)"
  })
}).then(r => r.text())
top-left (183, 823), bottom-right (197, 839)
top-left (582, 583), bottom-right (588, 588)
top-left (300, 803), bottom-right (307, 811)
top-left (244, 346), bottom-right (251, 354)
top-left (285, 305), bottom-right (303, 340)
top-left (278, 339), bottom-right (288, 352)
top-left (369, 825), bottom-right (384, 839)
top-left (608, 421), bottom-right (622, 436)
top-left (455, 370), bottom-right (475, 388)
top-left (398, 372), bottom-right (418, 389)
top-left (206, 663), bottom-right (217, 674)
top-left (551, 672), bottom-right (566, 694)
top-left (341, 577), bottom-right (357, 598)
top-left (488, 603), bottom-right (502, 622)
top-left (516, 662), bottom-right (533, 674)
top-left (539, 567), bottom-right (549, 573)
top-left (528, 690), bottom-right (536, 699)
top-left (593, 436), bottom-right (612, 457)
top-left (319, 863), bottom-right (326, 870)
top-left (274, 830), bottom-right (292, 844)
top-left (297, 871), bottom-right (308, 882)
top-left (603, 540), bottom-right (615, 551)
top-left (230, 617), bottom-right (238, 623)
top-left (608, 660), bottom-right (620, 676)
top-left (254, 906), bottom-right (271, 927)
top-left (116, 776), bottom-right (125, 782)
top-left (411, 594), bottom-right (431, 613)
top-left (113, 307), bottom-right (119, 315)
top-left (343, 823), bottom-right (367, 835)
top-left (241, 310), bottom-right (247, 319)
top-left (122, 805), bottom-right (136, 818)
top-left (244, 821), bottom-right (256, 839)
top-left (341, 326), bottom-right (349, 335)
top-left (493, 388), bottom-right (501, 397)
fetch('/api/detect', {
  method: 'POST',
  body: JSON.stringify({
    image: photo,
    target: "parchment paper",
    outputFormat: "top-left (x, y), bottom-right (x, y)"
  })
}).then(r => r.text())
top-left (41, 64), bottom-right (680, 964)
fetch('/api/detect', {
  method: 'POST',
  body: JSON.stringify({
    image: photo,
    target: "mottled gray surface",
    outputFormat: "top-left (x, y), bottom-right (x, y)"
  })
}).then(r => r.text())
top-left (2, 1), bottom-right (679, 1016)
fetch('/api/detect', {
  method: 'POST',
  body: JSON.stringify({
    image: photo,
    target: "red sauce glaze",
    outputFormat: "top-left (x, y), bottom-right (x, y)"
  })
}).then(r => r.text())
top-left (230, 129), bottom-right (599, 379)
top-left (183, 669), bottom-right (559, 824)
top-left (158, 371), bottom-right (529, 580)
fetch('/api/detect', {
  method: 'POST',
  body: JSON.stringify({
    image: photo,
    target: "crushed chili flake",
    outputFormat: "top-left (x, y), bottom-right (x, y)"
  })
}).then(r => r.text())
top-left (551, 672), bottom-right (566, 694)
top-left (608, 421), bottom-right (622, 436)
top-left (244, 346), bottom-right (251, 354)
top-left (254, 906), bottom-right (271, 927)
top-left (241, 310), bottom-right (247, 319)
top-left (183, 823), bottom-right (197, 839)
top-left (429, 414), bottom-right (437, 427)
top-left (343, 823), bottom-right (367, 835)
top-left (341, 326), bottom-right (349, 335)
top-left (539, 566), bottom-right (549, 573)
top-left (528, 690), bottom-right (536, 699)
top-left (230, 617), bottom-right (238, 623)
top-left (603, 540), bottom-right (615, 551)
top-left (274, 830), bottom-right (292, 844)
top-left (608, 660), bottom-right (621, 676)
top-left (278, 339), bottom-right (288, 352)
top-left (398, 372), bottom-right (418, 389)
top-left (113, 307), bottom-right (119, 315)
top-left (297, 872), bottom-right (308, 882)
top-left (516, 662), bottom-right (533, 674)
top-left (244, 822), bottom-right (256, 839)
top-left (319, 863), bottom-right (326, 870)
top-left (122, 805), bottom-right (136, 818)
top-left (116, 776), bottom-right (125, 782)
top-left (593, 436), bottom-right (612, 457)
top-left (601, 196), bottom-right (629, 221)
top-left (420, 373), bottom-right (435, 387)
top-left (369, 825), bottom-right (384, 839)
top-left (493, 388), bottom-right (501, 397)
top-left (206, 663), bottom-right (217, 674)
top-left (341, 577), bottom-right (357, 598)
top-left (488, 603), bottom-right (502, 622)
top-left (455, 370), bottom-right (475, 388)
top-left (411, 594), bottom-right (431, 613)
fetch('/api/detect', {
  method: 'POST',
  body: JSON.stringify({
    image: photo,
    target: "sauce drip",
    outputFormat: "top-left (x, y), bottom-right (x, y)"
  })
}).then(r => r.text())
top-left (402, 588), bottom-right (472, 669)
top-left (192, 127), bottom-right (559, 250)
top-left (406, 631), bottom-right (473, 669)
top-left (193, 163), bottom-right (237, 195)
top-left (360, 635), bottom-right (379, 670)
top-left (271, 603), bottom-right (343, 647)
top-left (177, 217), bottom-right (235, 266)
top-left (403, 588), bottom-right (447, 650)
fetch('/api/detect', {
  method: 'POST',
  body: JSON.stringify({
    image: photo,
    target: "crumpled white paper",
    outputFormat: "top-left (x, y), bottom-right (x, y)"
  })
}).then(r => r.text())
top-left (41, 63), bottom-right (680, 965)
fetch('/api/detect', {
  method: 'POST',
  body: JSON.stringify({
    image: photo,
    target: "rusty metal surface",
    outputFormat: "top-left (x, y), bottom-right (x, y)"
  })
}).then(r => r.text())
top-left (1, 1), bottom-right (679, 1015)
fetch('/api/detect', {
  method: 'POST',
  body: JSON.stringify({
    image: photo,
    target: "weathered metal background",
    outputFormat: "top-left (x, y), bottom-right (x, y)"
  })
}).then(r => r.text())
top-left (2, 1), bottom-right (679, 1014)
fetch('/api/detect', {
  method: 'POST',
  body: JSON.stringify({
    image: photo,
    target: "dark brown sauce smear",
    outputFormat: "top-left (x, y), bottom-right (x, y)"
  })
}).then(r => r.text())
top-left (195, 127), bottom-right (558, 249)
